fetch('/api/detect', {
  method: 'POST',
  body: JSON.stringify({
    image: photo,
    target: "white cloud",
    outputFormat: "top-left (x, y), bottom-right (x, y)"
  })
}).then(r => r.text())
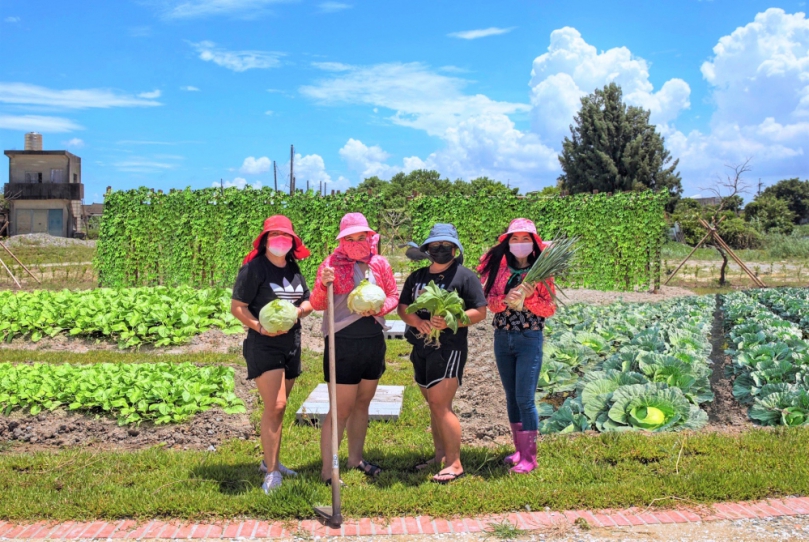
top-left (190, 41), bottom-right (284, 72)
top-left (4, 16), bottom-right (20, 23)
top-left (129, 26), bottom-right (151, 37)
top-left (0, 83), bottom-right (162, 109)
top-left (240, 156), bottom-right (272, 174)
top-left (213, 177), bottom-right (262, 189)
top-left (264, 110), bottom-right (273, 115)
top-left (448, 27), bottom-right (515, 40)
top-left (339, 138), bottom-right (402, 179)
top-left (160, 0), bottom-right (291, 19)
top-left (63, 137), bottom-right (85, 148)
top-left (319, 2), bottom-right (351, 13)
top-left (0, 115), bottom-right (83, 133)
top-left (301, 61), bottom-right (528, 136)
top-left (528, 27), bottom-right (691, 145)
top-left (180, 86), bottom-right (200, 91)
top-left (114, 159), bottom-right (176, 173)
top-left (138, 89), bottom-right (162, 99)
top-left (311, 61), bottom-right (352, 72)
top-left (668, 8), bottom-right (809, 190)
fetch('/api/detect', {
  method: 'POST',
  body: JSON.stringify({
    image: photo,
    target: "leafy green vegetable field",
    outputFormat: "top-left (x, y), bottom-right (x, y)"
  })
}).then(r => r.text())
top-left (0, 362), bottom-right (246, 424)
top-left (723, 289), bottom-right (809, 427)
top-left (0, 287), bottom-right (244, 347)
top-left (537, 296), bottom-right (715, 433)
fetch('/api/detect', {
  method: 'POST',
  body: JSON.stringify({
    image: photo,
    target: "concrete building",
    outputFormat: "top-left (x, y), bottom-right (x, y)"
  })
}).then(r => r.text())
top-left (3, 132), bottom-right (84, 237)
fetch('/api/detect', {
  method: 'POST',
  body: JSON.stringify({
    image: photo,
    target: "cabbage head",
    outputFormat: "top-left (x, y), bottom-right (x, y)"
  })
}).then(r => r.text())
top-left (602, 383), bottom-right (707, 432)
top-left (258, 299), bottom-right (299, 334)
top-left (347, 280), bottom-right (386, 314)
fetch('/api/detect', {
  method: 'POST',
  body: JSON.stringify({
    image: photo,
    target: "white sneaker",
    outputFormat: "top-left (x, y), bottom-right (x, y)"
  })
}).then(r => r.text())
top-left (260, 460), bottom-right (298, 478)
top-left (261, 471), bottom-right (282, 493)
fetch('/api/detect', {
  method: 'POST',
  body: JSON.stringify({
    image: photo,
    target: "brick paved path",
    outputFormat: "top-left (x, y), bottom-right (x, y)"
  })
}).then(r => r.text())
top-left (1, 497), bottom-right (808, 539)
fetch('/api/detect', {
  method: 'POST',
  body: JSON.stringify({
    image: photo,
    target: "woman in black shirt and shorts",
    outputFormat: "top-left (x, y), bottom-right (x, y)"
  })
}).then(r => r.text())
top-left (231, 215), bottom-right (314, 493)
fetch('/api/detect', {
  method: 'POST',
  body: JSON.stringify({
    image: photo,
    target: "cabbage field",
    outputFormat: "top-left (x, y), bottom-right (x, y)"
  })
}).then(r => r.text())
top-left (0, 286), bottom-right (244, 347)
top-left (536, 296), bottom-right (716, 433)
top-left (723, 289), bottom-right (809, 427)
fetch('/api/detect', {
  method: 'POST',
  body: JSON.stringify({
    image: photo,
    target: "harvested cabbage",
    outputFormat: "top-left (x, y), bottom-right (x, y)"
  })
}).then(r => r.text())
top-left (347, 280), bottom-right (386, 314)
top-left (258, 299), bottom-right (299, 334)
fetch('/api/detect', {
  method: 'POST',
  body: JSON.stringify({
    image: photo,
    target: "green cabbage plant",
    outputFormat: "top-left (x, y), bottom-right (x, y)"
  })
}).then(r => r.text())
top-left (259, 299), bottom-right (299, 334)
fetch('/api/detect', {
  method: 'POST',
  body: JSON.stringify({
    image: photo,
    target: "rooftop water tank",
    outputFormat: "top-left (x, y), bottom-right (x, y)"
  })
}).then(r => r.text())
top-left (24, 132), bottom-right (43, 151)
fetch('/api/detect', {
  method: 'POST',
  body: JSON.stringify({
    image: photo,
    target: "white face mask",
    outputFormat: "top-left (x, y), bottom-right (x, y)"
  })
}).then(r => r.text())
top-left (509, 242), bottom-right (534, 259)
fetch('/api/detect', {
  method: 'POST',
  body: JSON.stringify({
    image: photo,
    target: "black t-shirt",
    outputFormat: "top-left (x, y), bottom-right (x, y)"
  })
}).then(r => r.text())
top-left (232, 257), bottom-right (310, 335)
top-left (400, 261), bottom-right (488, 350)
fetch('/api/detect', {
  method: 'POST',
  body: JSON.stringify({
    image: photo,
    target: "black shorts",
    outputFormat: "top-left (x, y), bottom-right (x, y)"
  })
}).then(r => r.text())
top-left (323, 332), bottom-right (386, 385)
top-left (243, 329), bottom-right (302, 380)
top-left (410, 343), bottom-right (468, 389)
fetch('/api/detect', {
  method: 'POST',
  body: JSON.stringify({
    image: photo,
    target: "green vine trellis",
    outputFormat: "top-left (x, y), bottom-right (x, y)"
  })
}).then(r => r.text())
top-left (96, 187), bottom-right (667, 291)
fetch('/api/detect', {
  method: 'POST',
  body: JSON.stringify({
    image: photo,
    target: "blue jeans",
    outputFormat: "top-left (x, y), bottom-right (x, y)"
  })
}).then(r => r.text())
top-left (493, 329), bottom-right (544, 431)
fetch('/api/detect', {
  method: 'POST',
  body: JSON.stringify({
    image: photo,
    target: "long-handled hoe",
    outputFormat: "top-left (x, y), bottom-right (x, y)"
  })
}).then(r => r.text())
top-left (313, 282), bottom-right (342, 528)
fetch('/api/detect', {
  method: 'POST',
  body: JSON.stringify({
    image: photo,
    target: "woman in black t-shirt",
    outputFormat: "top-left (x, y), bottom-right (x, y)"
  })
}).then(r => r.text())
top-left (398, 223), bottom-right (488, 484)
top-left (231, 215), bottom-right (314, 494)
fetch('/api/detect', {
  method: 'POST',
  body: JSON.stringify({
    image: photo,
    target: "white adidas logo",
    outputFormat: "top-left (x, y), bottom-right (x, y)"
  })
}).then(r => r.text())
top-left (270, 278), bottom-right (304, 301)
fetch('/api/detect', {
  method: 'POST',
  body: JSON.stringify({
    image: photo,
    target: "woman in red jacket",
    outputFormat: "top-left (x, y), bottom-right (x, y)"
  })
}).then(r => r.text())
top-left (478, 218), bottom-right (556, 474)
top-left (309, 212), bottom-right (399, 484)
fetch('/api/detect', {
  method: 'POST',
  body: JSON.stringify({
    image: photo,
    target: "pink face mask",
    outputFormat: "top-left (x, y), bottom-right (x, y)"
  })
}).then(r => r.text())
top-left (340, 239), bottom-right (371, 260)
top-left (267, 236), bottom-right (293, 257)
top-left (509, 242), bottom-right (534, 259)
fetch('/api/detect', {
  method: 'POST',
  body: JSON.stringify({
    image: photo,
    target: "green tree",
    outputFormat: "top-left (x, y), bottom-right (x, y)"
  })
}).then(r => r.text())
top-left (347, 170), bottom-right (515, 207)
top-left (744, 194), bottom-right (796, 234)
top-left (760, 178), bottom-right (809, 224)
top-left (558, 83), bottom-right (682, 211)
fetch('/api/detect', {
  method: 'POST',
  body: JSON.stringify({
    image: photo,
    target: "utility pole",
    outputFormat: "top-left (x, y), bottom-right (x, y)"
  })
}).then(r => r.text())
top-left (758, 178), bottom-right (763, 196)
top-left (306, 180), bottom-right (310, 192)
top-left (273, 161), bottom-right (278, 191)
top-left (290, 145), bottom-right (295, 195)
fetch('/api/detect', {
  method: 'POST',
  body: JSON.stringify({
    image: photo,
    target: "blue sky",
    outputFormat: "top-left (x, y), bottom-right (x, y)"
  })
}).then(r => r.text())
top-left (1, 0), bottom-right (807, 203)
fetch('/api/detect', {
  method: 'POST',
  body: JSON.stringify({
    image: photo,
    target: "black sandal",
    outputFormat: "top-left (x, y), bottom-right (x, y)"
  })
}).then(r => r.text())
top-left (431, 470), bottom-right (465, 485)
top-left (353, 460), bottom-right (382, 478)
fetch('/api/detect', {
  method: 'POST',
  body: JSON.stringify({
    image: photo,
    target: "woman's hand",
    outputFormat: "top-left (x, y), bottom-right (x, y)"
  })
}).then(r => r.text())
top-left (430, 315), bottom-right (448, 330)
top-left (322, 266), bottom-right (335, 285)
top-left (259, 325), bottom-right (287, 337)
top-left (358, 310), bottom-right (377, 317)
top-left (414, 319), bottom-right (433, 336)
top-left (505, 289), bottom-right (523, 304)
top-left (520, 281), bottom-right (537, 297)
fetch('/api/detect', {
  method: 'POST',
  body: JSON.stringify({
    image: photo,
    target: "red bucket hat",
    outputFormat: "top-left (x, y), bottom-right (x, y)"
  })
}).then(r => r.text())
top-left (242, 215), bottom-right (310, 264)
top-left (498, 218), bottom-right (547, 249)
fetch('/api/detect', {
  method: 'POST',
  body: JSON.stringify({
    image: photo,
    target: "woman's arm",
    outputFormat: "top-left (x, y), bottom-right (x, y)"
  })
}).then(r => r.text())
top-left (374, 259), bottom-right (400, 317)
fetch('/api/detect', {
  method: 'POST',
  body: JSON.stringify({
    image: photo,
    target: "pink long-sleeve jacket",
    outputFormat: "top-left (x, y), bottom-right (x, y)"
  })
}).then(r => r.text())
top-left (310, 253), bottom-right (399, 318)
top-left (479, 256), bottom-right (556, 318)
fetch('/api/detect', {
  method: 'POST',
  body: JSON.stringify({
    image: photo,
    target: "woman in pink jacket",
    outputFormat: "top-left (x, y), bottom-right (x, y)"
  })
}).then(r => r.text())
top-left (309, 212), bottom-right (399, 485)
top-left (478, 218), bottom-right (556, 474)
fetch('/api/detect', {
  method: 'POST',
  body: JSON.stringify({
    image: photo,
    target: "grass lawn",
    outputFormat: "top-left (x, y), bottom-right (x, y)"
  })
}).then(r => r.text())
top-left (2, 343), bottom-right (809, 521)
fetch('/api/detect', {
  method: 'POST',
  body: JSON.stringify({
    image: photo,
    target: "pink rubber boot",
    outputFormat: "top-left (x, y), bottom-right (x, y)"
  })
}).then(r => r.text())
top-left (504, 422), bottom-right (522, 466)
top-left (510, 431), bottom-right (537, 474)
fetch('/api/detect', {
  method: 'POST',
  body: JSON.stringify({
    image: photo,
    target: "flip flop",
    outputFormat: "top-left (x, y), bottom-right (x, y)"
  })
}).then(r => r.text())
top-left (431, 470), bottom-right (465, 485)
top-left (353, 460), bottom-right (382, 478)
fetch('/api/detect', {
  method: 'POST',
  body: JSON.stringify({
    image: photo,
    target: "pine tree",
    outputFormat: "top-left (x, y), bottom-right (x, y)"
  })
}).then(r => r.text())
top-left (558, 83), bottom-right (682, 210)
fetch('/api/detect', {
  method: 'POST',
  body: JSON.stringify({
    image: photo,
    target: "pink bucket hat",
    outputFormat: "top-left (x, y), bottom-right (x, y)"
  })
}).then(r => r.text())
top-left (498, 218), bottom-right (546, 248)
top-left (336, 212), bottom-right (377, 240)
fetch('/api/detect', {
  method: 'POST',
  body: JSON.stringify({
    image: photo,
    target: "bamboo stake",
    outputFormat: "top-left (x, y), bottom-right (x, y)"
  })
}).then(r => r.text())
top-left (0, 254), bottom-right (21, 289)
top-left (698, 219), bottom-right (766, 288)
top-left (663, 231), bottom-right (712, 286)
top-left (0, 241), bottom-right (41, 284)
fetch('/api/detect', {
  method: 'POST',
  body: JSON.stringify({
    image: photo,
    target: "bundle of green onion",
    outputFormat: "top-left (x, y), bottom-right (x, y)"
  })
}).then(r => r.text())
top-left (506, 234), bottom-right (578, 311)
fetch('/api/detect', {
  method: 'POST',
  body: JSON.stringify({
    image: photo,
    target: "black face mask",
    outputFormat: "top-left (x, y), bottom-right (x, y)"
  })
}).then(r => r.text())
top-left (428, 245), bottom-right (455, 264)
